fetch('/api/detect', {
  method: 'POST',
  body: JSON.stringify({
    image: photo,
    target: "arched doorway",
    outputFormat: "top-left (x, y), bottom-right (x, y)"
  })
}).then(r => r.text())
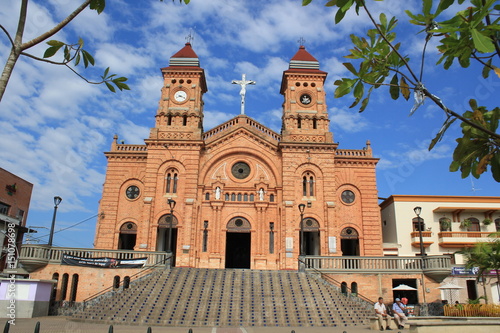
top-left (118, 222), bottom-right (137, 250)
top-left (340, 227), bottom-right (359, 256)
top-left (301, 217), bottom-right (320, 255)
top-left (157, 214), bottom-right (178, 266)
top-left (225, 217), bottom-right (251, 269)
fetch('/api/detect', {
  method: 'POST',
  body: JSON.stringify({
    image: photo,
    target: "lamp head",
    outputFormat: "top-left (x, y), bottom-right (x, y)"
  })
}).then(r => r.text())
top-left (168, 199), bottom-right (176, 210)
top-left (414, 206), bottom-right (422, 216)
top-left (298, 203), bottom-right (306, 214)
top-left (54, 196), bottom-right (62, 207)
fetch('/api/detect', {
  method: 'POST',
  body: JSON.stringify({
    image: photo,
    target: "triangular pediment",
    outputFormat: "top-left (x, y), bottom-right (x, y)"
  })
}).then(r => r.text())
top-left (203, 115), bottom-right (280, 150)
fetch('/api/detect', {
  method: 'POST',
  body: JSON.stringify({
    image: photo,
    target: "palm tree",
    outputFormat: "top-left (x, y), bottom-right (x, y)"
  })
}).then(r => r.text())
top-left (457, 236), bottom-right (500, 304)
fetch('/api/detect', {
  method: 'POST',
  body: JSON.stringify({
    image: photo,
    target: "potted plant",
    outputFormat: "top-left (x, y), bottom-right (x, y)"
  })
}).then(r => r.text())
top-left (440, 218), bottom-right (452, 231)
top-left (483, 218), bottom-right (492, 226)
top-left (460, 218), bottom-right (472, 229)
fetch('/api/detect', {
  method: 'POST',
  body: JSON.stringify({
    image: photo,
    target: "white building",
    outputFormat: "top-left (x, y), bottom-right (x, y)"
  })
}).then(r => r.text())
top-left (380, 195), bottom-right (500, 305)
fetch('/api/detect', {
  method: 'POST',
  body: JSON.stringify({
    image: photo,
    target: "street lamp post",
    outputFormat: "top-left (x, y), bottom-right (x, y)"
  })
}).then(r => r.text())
top-left (167, 199), bottom-right (176, 267)
top-left (414, 206), bottom-right (426, 268)
top-left (48, 196), bottom-right (62, 247)
top-left (298, 203), bottom-right (306, 256)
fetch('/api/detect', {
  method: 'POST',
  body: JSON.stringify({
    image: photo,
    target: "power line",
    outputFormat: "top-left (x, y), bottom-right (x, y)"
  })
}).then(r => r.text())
top-left (29, 214), bottom-right (98, 242)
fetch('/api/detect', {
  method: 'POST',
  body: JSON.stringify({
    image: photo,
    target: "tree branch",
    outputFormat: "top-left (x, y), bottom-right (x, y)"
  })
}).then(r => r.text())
top-left (20, 0), bottom-right (91, 51)
top-left (0, 25), bottom-right (15, 48)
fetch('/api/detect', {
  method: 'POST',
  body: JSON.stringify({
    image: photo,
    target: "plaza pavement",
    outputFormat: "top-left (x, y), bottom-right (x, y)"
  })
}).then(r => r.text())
top-left (3, 316), bottom-right (380, 333)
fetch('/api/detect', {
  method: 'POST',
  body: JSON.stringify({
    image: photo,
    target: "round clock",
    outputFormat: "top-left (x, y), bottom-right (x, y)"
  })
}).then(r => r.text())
top-left (126, 185), bottom-right (140, 200)
top-left (341, 190), bottom-right (355, 204)
top-left (174, 90), bottom-right (187, 102)
top-left (231, 162), bottom-right (251, 179)
top-left (300, 93), bottom-right (312, 105)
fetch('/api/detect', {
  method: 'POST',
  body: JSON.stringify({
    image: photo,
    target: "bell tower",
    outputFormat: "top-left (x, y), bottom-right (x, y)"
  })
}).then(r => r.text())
top-left (280, 45), bottom-right (333, 143)
top-left (150, 43), bottom-right (208, 141)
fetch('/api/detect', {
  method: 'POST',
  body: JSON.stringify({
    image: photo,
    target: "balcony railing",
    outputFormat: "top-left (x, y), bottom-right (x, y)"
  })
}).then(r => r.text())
top-left (18, 244), bottom-right (168, 272)
top-left (304, 255), bottom-right (451, 281)
top-left (438, 232), bottom-right (500, 248)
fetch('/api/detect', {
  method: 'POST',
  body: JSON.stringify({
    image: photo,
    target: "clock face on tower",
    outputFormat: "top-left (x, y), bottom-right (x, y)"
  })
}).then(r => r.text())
top-left (174, 90), bottom-right (188, 103)
top-left (300, 93), bottom-right (312, 105)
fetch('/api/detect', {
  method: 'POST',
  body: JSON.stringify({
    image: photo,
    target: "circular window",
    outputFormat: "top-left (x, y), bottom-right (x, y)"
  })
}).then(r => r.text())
top-left (231, 162), bottom-right (251, 179)
top-left (235, 219), bottom-right (243, 227)
top-left (299, 93), bottom-right (312, 105)
top-left (341, 190), bottom-right (355, 204)
top-left (126, 186), bottom-right (140, 200)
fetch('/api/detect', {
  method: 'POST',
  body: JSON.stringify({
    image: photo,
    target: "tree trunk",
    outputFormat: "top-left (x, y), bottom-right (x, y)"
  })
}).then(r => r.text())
top-left (0, 48), bottom-right (21, 102)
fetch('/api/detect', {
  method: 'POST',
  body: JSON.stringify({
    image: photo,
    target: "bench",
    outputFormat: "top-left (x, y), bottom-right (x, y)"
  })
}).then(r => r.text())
top-left (369, 316), bottom-right (405, 330)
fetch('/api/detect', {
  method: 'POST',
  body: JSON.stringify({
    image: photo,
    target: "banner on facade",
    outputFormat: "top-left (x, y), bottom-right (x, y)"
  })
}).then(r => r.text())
top-left (452, 266), bottom-right (500, 276)
top-left (61, 254), bottom-right (147, 268)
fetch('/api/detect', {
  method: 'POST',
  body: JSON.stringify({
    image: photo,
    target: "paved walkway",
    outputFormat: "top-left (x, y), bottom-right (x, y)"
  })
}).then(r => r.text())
top-left (3, 317), bottom-right (376, 333)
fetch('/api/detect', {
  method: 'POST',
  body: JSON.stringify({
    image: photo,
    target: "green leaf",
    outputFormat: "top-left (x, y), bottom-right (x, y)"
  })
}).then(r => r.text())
top-left (450, 160), bottom-right (461, 172)
top-left (75, 53), bottom-right (81, 66)
top-left (103, 67), bottom-right (110, 78)
top-left (105, 82), bottom-right (116, 93)
top-left (89, 0), bottom-right (106, 14)
top-left (302, 0), bottom-right (313, 5)
top-left (422, 0), bottom-right (432, 15)
top-left (471, 28), bottom-right (496, 53)
top-left (400, 76), bottom-right (410, 100)
top-left (335, 8), bottom-right (347, 24)
top-left (46, 40), bottom-right (65, 47)
top-left (43, 45), bottom-right (62, 58)
top-left (334, 78), bottom-right (357, 98)
top-left (343, 62), bottom-right (358, 75)
top-left (325, 0), bottom-right (338, 7)
top-left (436, 0), bottom-right (454, 16)
top-left (482, 59), bottom-right (492, 78)
top-left (389, 74), bottom-right (399, 100)
top-left (81, 50), bottom-right (95, 67)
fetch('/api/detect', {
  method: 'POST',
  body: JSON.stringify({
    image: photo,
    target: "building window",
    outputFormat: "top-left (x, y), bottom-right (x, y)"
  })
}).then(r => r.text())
top-left (244, 194), bottom-right (248, 201)
top-left (231, 193), bottom-right (236, 201)
top-left (50, 273), bottom-right (59, 304)
top-left (412, 217), bottom-right (425, 231)
top-left (182, 115), bottom-right (187, 126)
top-left (297, 117), bottom-right (302, 129)
top-left (496, 218), bottom-right (500, 232)
top-left (166, 171), bottom-right (179, 194)
top-left (69, 274), bottom-right (79, 302)
top-left (313, 118), bottom-right (317, 129)
top-left (225, 193), bottom-right (230, 201)
top-left (123, 276), bottom-right (130, 289)
top-left (17, 209), bottom-right (25, 220)
top-left (167, 114), bottom-right (172, 126)
top-left (351, 282), bottom-right (358, 295)
top-left (270, 194), bottom-right (275, 202)
top-left (237, 193), bottom-right (242, 201)
top-left (250, 194), bottom-right (254, 201)
top-left (205, 192), bottom-right (210, 200)
top-left (269, 222), bottom-right (275, 254)
top-left (467, 217), bottom-right (480, 232)
top-left (203, 221), bottom-right (208, 252)
top-left (60, 273), bottom-right (69, 301)
top-left (113, 276), bottom-right (120, 289)
top-left (0, 202), bottom-right (10, 215)
top-left (302, 173), bottom-right (315, 197)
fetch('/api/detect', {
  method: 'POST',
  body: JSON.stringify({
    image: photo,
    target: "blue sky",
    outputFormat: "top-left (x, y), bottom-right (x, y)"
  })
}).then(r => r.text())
top-left (0, 0), bottom-right (498, 248)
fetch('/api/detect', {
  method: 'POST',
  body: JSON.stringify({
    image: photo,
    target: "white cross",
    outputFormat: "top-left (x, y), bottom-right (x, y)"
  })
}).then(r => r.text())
top-left (231, 74), bottom-right (256, 115)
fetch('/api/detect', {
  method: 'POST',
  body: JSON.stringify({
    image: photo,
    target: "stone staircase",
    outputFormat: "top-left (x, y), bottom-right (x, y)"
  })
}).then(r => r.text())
top-left (72, 268), bottom-right (372, 327)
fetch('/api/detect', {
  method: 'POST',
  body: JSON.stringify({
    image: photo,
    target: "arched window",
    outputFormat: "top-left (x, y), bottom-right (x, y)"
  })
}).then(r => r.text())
top-left (225, 193), bottom-right (230, 201)
top-left (468, 217), bottom-right (480, 232)
top-left (60, 273), bottom-right (69, 301)
top-left (244, 194), bottom-right (248, 201)
top-left (237, 193), bottom-right (242, 201)
top-left (303, 176), bottom-right (307, 196)
top-left (123, 276), bottom-right (130, 289)
top-left (270, 194), bottom-right (275, 202)
top-left (313, 118), bottom-right (317, 129)
top-left (50, 273), bottom-right (59, 304)
top-left (113, 276), bottom-right (120, 289)
top-left (166, 170), bottom-right (179, 194)
top-left (412, 217), bottom-right (425, 231)
top-left (118, 222), bottom-right (137, 250)
top-left (309, 176), bottom-right (314, 196)
top-left (205, 192), bottom-right (210, 200)
top-left (167, 114), bottom-right (172, 126)
top-left (341, 282), bottom-right (348, 295)
top-left (351, 282), bottom-right (358, 295)
top-left (69, 274), bottom-right (79, 302)
top-left (496, 218), bottom-right (500, 232)
top-left (297, 117), bottom-right (302, 129)
top-left (250, 194), bottom-right (254, 201)
top-left (182, 115), bottom-right (187, 126)
top-left (231, 193), bottom-right (236, 201)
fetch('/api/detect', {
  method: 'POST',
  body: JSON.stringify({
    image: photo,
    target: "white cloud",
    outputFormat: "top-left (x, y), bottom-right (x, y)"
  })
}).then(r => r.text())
top-left (329, 107), bottom-right (370, 133)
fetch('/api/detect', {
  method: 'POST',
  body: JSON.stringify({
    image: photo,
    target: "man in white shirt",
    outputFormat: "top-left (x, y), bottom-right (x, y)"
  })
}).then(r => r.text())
top-left (374, 297), bottom-right (393, 331)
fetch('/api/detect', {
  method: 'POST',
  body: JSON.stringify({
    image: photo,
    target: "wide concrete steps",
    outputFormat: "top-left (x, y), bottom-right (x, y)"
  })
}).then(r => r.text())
top-left (72, 268), bottom-right (372, 327)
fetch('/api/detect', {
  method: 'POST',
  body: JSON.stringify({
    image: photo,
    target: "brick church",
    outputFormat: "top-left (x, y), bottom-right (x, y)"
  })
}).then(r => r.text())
top-left (94, 42), bottom-right (381, 270)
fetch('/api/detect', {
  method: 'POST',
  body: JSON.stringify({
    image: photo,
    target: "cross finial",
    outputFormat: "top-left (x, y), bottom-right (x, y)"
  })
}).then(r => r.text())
top-left (231, 74), bottom-right (256, 115)
top-left (298, 37), bottom-right (306, 47)
top-left (185, 30), bottom-right (194, 44)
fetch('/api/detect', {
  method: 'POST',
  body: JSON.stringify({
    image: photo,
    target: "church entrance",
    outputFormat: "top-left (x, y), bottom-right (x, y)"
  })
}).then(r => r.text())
top-left (301, 218), bottom-right (320, 255)
top-left (225, 217), bottom-right (252, 269)
top-left (157, 214), bottom-right (178, 267)
top-left (340, 227), bottom-right (359, 256)
top-left (118, 222), bottom-right (137, 250)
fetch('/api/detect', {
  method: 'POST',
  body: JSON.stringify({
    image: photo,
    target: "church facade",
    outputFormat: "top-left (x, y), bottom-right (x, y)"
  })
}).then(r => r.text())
top-left (94, 42), bottom-right (381, 271)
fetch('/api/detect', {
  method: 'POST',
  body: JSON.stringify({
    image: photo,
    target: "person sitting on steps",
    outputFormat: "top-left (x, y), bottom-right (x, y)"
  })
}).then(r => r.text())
top-left (392, 298), bottom-right (408, 329)
top-left (374, 297), bottom-right (393, 331)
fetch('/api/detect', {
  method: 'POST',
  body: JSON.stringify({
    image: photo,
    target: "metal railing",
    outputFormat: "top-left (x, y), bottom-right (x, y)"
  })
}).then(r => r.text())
top-left (303, 255), bottom-right (451, 273)
top-left (19, 244), bottom-right (168, 267)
